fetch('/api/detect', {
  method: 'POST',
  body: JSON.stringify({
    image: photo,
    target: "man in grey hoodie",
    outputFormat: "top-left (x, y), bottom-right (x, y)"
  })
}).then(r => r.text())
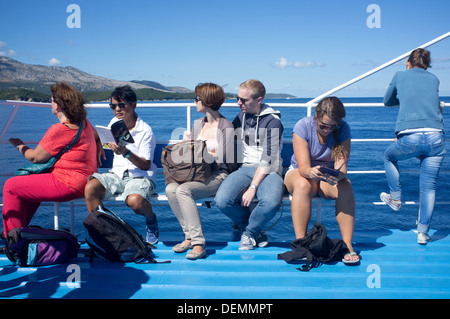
top-left (215, 79), bottom-right (285, 250)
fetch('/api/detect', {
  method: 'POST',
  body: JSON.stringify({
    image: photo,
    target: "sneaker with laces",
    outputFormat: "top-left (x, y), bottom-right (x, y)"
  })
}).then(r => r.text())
top-left (417, 232), bottom-right (431, 245)
top-left (145, 214), bottom-right (159, 245)
top-left (239, 233), bottom-right (256, 250)
top-left (380, 192), bottom-right (401, 211)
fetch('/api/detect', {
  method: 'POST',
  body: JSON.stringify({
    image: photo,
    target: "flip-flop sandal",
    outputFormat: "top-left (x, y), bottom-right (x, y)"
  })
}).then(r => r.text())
top-left (342, 252), bottom-right (360, 264)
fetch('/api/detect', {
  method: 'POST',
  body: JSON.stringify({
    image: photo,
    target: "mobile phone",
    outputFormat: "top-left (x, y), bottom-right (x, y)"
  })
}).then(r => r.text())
top-left (318, 166), bottom-right (340, 176)
top-left (318, 158), bottom-right (349, 177)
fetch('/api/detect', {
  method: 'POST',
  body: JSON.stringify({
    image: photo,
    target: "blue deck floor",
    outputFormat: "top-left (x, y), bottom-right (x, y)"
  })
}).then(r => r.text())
top-left (1, 228), bottom-right (450, 299)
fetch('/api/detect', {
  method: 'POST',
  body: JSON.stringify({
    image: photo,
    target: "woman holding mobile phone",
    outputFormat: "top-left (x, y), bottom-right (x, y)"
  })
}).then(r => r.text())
top-left (284, 96), bottom-right (359, 264)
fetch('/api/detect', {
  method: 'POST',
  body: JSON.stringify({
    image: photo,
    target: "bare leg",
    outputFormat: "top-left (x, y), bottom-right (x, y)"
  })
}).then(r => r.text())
top-left (126, 194), bottom-right (154, 222)
top-left (285, 170), bottom-right (319, 239)
top-left (84, 178), bottom-right (105, 213)
top-left (320, 178), bottom-right (358, 261)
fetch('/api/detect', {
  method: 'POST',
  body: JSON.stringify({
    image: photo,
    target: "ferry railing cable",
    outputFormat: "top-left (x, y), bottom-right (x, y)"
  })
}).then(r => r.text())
top-left (1, 100), bottom-right (449, 225)
top-left (304, 31), bottom-right (450, 113)
top-left (0, 100), bottom-right (449, 171)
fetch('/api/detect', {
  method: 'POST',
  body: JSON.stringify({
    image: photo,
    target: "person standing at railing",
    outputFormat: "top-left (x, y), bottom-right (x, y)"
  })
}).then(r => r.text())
top-left (284, 96), bottom-right (360, 264)
top-left (380, 48), bottom-right (446, 245)
top-left (3, 82), bottom-right (99, 235)
top-left (166, 83), bottom-right (237, 259)
top-left (84, 85), bottom-right (159, 244)
top-left (215, 79), bottom-right (285, 250)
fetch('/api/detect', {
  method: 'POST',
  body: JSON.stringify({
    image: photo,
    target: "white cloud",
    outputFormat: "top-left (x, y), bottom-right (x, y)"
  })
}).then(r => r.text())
top-left (293, 60), bottom-right (325, 69)
top-left (48, 57), bottom-right (61, 66)
top-left (0, 41), bottom-right (16, 57)
top-left (275, 57), bottom-right (290, 69)
top-left (274, 57), bottom-right (325, 69)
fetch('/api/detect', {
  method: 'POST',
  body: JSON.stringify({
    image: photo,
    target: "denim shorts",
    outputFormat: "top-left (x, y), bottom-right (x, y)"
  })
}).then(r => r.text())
top-left (89, 171), bottom-right (156, 204)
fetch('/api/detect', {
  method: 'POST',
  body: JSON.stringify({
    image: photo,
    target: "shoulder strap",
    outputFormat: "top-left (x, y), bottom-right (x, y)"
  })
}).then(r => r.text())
top-left (54, 122), bottom-right (83, 159)
top-left (65, 122), bottom-right (83, 151)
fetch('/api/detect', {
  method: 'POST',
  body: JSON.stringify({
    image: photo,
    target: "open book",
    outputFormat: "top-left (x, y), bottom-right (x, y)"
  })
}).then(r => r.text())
top-left (95, 120), bottom-right (134, 147)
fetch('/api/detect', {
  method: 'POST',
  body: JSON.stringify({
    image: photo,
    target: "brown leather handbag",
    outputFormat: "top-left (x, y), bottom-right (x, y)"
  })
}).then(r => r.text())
top-left (161, 140), bottom-right (213, 184)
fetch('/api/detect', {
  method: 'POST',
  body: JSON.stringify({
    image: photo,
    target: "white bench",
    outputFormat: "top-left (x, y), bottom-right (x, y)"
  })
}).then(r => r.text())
top-left (51, 140), bottom-right (322, 232)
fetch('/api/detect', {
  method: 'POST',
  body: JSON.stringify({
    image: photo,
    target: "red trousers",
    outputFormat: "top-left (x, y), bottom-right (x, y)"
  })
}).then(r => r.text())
top-left (2, 173), bottom-right (82, 234)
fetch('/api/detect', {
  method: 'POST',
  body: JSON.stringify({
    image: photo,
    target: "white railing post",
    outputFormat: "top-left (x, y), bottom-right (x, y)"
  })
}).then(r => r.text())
top-left (187, 105), bottom-right (192, 132)
top-left (54, 202), bottom-right (60, 230)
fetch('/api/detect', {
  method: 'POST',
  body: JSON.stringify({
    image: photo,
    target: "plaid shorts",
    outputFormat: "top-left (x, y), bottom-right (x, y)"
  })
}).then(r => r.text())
top-left (89, 171), bottom-right (156, 204)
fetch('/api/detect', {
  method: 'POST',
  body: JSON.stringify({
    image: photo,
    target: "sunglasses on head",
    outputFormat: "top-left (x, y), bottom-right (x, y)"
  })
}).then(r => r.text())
top-left (317, 119), bottom-right (339, 131)
top-left (109, 102), bottom-right (128, 110)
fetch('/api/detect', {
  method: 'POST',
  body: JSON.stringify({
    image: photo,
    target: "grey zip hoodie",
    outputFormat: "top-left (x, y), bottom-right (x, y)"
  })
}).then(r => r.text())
top-left (232, 104), bottom-right (284, 174)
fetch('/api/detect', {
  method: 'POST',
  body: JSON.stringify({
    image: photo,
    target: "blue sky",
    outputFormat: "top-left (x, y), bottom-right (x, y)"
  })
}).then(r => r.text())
top-left (1, 0), bottom-right (449, 97)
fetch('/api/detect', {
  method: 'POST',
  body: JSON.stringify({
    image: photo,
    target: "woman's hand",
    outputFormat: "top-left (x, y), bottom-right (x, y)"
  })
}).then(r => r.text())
top-left (308, 166), bottom-right (341, 186)
top-left (96, 141), bottom-right (106, 166)
top-left (9, 138), bottom-right (24, 148)
top-left (321, 173), bottom-right (340, 186)
top-left (307, 166), bottom-right (324, 181)
top-left (182, 130), bottom-right (191, 141)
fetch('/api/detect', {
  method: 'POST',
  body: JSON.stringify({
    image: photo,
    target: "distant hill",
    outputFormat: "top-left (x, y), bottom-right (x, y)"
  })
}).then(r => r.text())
top-left (0, 56), bottom-right (296, 102)
top-left (0, 56), bottom-right (192, 97)
top-left (130, 80), bottom-right (193, 93)
top-left (0, 56), bottom-right (154, 94)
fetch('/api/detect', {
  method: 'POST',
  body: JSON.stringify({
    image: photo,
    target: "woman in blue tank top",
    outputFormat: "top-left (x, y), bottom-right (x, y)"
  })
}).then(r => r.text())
top-left (284, 97), bottom-right (359, 264)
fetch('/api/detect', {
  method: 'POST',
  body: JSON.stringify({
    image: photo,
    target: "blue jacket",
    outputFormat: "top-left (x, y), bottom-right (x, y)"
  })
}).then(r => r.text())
top-left (384, 68), bottom-right (443, 134)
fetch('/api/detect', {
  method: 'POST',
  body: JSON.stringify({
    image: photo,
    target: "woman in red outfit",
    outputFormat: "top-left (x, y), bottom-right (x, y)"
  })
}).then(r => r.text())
top-left (3, 82), bottom-right (99, 234)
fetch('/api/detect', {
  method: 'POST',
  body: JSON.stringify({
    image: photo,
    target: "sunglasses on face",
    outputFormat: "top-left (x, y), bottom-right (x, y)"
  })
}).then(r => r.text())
top-left (317, 119), bottom-right (339, 131)
top-left (109, 102), bottom-right (128, 110)
top-left (194, 96), bottom-right (201, 102)
top-left (236, 96), bottom-right (253, 104)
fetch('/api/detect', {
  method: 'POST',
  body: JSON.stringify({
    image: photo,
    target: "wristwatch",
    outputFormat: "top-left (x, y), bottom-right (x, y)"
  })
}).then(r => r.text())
top-left (250, 184), bottom-right (258, 190)
top-left (123, 150), bottom-right (132, 159)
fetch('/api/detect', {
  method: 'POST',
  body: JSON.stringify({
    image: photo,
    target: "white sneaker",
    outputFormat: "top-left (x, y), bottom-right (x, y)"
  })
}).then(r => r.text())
top-left (239, 234), bottom-right (256, 250)
top-left (380, 192), bottom-right (401, 211)
top-left (417, 232), bottom-right (431, 245)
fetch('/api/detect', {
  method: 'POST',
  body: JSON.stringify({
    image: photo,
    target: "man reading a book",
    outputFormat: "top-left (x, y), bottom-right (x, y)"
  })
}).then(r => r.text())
top-left (84, 85), bottom-right (159, 244)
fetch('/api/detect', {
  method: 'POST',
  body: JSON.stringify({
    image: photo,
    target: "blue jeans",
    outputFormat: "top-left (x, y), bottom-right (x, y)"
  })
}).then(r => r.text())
top-left (214, 166), bottom-right (285, 238)
top-left (384, 131), bottom-right (446, 233)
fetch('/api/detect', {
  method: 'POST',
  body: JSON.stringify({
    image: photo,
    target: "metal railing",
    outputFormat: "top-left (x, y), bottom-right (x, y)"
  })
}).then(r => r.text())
top-left (1, 31), bottom-right (449, 231)
top-left (1, 99), bottom-right (449, 232)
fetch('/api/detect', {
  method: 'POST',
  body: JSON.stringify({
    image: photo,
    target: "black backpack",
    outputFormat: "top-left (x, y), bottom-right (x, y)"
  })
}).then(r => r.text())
top-left (83, 205), bottom-right (170, 264)
top-left (277, 223), bottom-right (349, 271)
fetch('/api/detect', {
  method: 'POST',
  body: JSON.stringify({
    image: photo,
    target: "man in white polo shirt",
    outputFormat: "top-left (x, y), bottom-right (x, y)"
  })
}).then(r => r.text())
top-left (84, 85), bottom-right (159, 244)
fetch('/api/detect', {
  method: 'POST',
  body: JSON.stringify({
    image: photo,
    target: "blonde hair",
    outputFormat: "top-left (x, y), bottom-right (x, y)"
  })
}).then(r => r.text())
top-left (240, 79), bottom-right (266, 99)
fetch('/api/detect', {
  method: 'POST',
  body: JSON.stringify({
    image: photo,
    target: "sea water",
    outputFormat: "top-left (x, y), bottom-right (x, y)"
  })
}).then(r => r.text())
top-left (1, 97), bottom-right (449, 240)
